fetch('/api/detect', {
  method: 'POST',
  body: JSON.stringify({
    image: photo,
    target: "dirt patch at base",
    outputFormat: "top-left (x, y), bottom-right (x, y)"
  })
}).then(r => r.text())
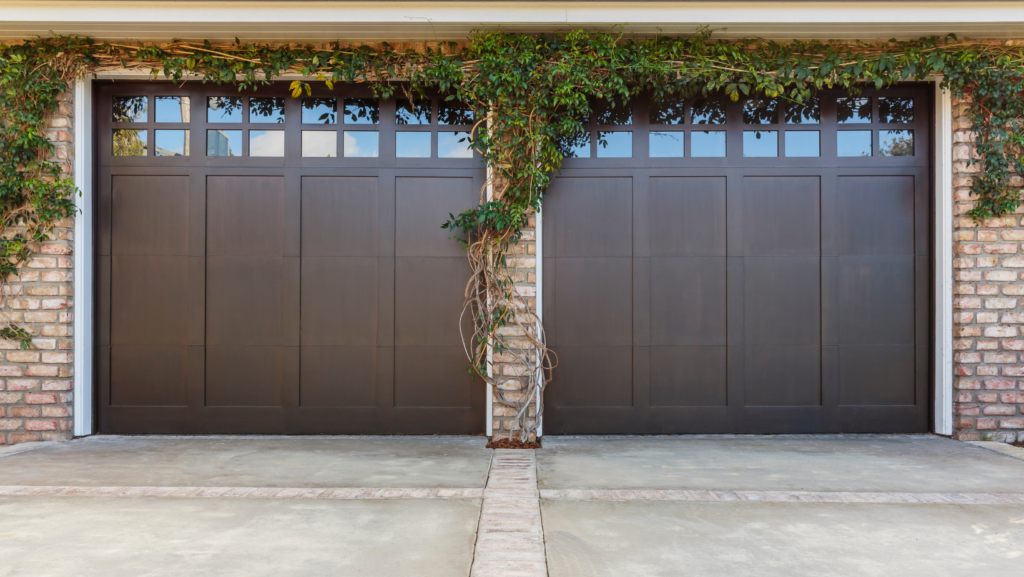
top-left (1010, 441), bottom-right (1024, 448)
top-left (487, 438), bottom-right (541, 449)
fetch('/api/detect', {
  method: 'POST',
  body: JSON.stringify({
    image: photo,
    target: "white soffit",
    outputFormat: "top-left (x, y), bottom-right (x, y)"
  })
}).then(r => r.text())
top-left (1, 2), bottom-right (1023, 42)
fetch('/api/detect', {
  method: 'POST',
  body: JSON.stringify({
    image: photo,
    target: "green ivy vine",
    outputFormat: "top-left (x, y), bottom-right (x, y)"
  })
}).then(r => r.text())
top-left (2, 30), bottom-right (1023, 435)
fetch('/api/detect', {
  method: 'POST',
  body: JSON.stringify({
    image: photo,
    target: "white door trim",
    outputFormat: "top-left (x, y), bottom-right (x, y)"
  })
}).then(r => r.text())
top-left (934, 80), bottom-right (954, 436)
top-left (72, 77), bottom-right (94, 437)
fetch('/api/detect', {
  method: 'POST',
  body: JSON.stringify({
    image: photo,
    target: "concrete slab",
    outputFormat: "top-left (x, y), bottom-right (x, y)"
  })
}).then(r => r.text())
top-left (542, 499), bottom-right (1024, 577)
top-left (0, 495), bottom-right (480, 577)
top-left (0, 435), bottom-right (492, 488)
top-left (538, 435), bottom-right (1024, 493)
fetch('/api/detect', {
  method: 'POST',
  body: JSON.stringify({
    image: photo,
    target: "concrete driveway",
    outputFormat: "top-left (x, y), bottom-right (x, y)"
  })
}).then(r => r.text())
top-left (1, 434), bottom-right (1023, 576)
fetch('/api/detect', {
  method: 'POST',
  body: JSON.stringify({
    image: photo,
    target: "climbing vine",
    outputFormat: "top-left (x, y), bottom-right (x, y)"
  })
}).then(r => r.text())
top-left (2, 30), bottom-right (1024, 438)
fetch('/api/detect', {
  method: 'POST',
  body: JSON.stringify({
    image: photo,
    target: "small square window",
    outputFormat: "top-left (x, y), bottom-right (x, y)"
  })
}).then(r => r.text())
top-left (154, 130), bottom-right (189, 156)
top-left (743, 130), bottom-right (778, 157)
top-left (438, 132), bottom-right (474, 158)
top-left (344, 131), bottom-right (379, 157)
top-left (397, 99), bottom-right (431, 125)
top-left (743, 99), bottom-right (778, 125)
top-left (691, 99), bottom-right (726, 125)
top-left (838, 130), bottom-right (872, 157)
top-left (785, 99), bottom-right (819, 124)
top-left (155, 97), bottom-right (189, 123)
top-left (649, 132), bottom-right (684, 157)
top-left (879, 130), bottom-right (914, 156)
top-left (302, 131), bottom-right (337, 157)
top-left (249, 130), bottom-right (284, 157)
top-left (302, 98), bottom-right (337, 124)
top-left (207, 97), bottom-right (243, 123)
top-left (593, 101), bottom-right (632, 125)
top-left (207, 129), bottom-right (241, 156)
top-left (784, 131), bottom-right (819, 157)
top-left (879, 98), bottom-right (914, 124)
top-left (112, 129), bottom-right (147, 156)
top-left (837, 97), bottom-right (871, 124)
top-left (438, 100), bottom-right (475, 125)
top-left (112, 96), bottom-right (147, 123)
top-left (649, 99), bottom-right (685, 125)
top-left (250, 97), bottom-right (285, 123)
top-left (344, 98), bottom-right (379, 125)
top-left (397, 132), bottom-right (431, 158)
top-left (691, 131), bottom-right (726, 157)
top-left (560, 132), bottom-right (591, 158)
top-left (596, 132), bottom-right (632, 158)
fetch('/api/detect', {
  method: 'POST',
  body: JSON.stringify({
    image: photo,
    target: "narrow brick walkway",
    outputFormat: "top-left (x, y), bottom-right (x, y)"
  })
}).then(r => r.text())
top-left (469, 449), bottom-right (548, 577)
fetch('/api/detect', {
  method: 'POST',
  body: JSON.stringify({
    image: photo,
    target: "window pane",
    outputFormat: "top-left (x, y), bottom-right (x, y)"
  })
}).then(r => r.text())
top-left (438, 100), bottom-right (475, 125)
top-left (785, 99), bottom-right (819, 124)
top-left (249, 130), bottom-right (284, 157)
top-left (154, 130), bottom-right (189, 156)
top-left (438, 131), bottom-right (474, 158)
top-left (593, 101), bottom-right (632, 125)
top-left (691, 131), bottom-right (726, 157)
top-left (250, 97), bottom-right (285, 123)
top-left (743, 130), bottom-right (778, 157)
top-left (879, 130), bottom-right (914, 156)
top-left (784, 131), bottom-right (819, 157)
top-left (206, 130), bottom-right (241, 156)
top-left (302, 98), bottom-right (337, 124)
top-left (396, 132), bottom-right (431, 158)
top-left (879, 98), bottom-right (914, 124)
top-left (838, 130), bottom-right (872, 156)
top-left (397, 99), bottom-right (431, 125)
top-left (650, 99), bottom-right (685, 125)
top-left (112, 129), bottom-right (147, 156)
top-left (302, 131), bottom-right (337, 157)
top-left (155, 97), bottom-right (189, 123)
top-left (597, 131), bottom-right (632, 158)
top-left (113, 96), bottom-right (147, 122)
top-left (344, 98), bottom-right (379, 125)
top-left (649, 132), bottom-right (684, 157)
top-left (691, 99), bottom-right (726, 125)
top-left (743, 99), bottom-right (778, 125)
top-left (207, 97), bottom-right (242, 123)
top-left (560, 132), bottom-right (591, 158)
top-left (344, 131), bottom-right (379, 157)
top-left (837, 97), bottom-right (871, 123)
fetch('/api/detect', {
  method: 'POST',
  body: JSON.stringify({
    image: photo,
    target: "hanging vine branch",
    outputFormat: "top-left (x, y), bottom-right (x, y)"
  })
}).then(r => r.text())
top-left (2, 30), bottom-right (1024, 437)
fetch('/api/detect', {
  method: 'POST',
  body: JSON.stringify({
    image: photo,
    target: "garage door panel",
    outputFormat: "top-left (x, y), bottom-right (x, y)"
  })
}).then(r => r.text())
top-left (301, 177), bottom-right (377, 257)
top-left (649, 177), bottom-right (726, 257)
top-left (205, 345), bottom-right (283, 407)
top-left (207, 176), bottom-right (285, 257)
top-left (206, 256), bottom-right (283, 346)
top-left (839, 255), bottom-right (915, 345)
top-left (395, 177), bottom-right (477, 257)
top-left (300, 346), bottom-right (377, 407)
top-left (301, 257), bottom-right (377, 346)
top-left (394, 346), bottom-right (474, 408)
top-left (650, 346), bottom-right (727, 407)
top-left (111, 256), bottom-right (188, 345)
top-left (110, 345), bottom-right (188, 407)
top-left (544, 177), bottom-right (632, 258)
top-left (839, 176), bottom-right (915, 255)
top-left (743, 176), bottom-right (821, 256)
top-left (744, 257), bottom-right (821, 345)
top-left (547, 258), bottom-right (632, 347)
top-left (550, 347), bottom-right (633, 408)
top-left (395, 257), bottom-right (471, 347)
top-left (839, 344), bottom-right (915, 406)
top-left (111, 175), bottom-right (188, 256)
top-left (649, 257), bottom-right (726, 346)
top-left (744, 345), bottom-right (822, 407)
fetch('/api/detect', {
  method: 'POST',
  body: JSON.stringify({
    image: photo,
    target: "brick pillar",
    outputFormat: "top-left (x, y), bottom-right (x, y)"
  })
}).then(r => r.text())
top-left (951, 95), bottom-right (1024, 442)
top-left (0, 86), bottom-right (76, 445)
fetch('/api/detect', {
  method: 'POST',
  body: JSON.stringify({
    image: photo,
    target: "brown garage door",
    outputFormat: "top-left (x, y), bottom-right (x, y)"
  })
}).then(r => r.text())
top-left (96, 82), bottom-right (485, 434)
top-left (544, 87), bottom-right (931, 433)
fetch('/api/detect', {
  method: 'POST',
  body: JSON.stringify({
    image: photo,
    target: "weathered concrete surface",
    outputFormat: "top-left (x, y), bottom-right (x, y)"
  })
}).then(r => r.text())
top-left (538, 435), bottom-right (1024, 493)
top-left (0, 496), bottom-right (480, 577)
top-left (542, 499), bottom-right (1024, 577)
top-left (0, 435), bottom-right (491, 488)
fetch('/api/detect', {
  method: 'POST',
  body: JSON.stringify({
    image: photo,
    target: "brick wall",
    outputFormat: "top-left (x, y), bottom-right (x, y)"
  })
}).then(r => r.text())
top-left (952, 95), bottom-right (1024, 442)
top-left (0, 87), bottom-right (76, 445)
